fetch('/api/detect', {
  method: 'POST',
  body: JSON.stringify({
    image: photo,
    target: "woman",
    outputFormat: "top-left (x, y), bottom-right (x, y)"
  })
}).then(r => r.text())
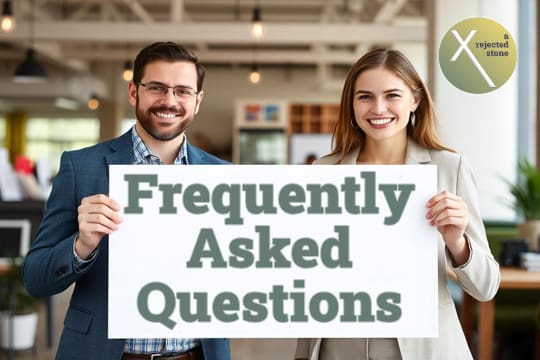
top-left (294, 48), bottom-right (500, 360)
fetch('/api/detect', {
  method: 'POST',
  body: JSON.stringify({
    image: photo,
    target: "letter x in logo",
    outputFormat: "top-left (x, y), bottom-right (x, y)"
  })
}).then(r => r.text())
top-left (450, 30), bottom-right (496, 88)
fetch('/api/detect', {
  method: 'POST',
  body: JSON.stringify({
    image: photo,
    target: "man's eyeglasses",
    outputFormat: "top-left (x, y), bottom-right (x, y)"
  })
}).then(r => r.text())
top-left (138, 82), bottom-right (199, 101)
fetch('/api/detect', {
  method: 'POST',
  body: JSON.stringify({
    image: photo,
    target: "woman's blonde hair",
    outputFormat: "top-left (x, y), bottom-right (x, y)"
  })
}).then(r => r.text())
top-left (329, 48), bottom-right (453, 163)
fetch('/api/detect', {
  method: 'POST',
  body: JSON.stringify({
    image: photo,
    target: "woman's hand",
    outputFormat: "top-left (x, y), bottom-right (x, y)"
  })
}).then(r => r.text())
top-left (425, 190), bottom-right (470, 266)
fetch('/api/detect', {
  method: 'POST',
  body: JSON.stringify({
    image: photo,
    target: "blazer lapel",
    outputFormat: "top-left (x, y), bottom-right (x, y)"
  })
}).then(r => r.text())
top-left (186, 141), bottom-right (208, 164)
top-left (405, 138), bottom-right (431, 165)
top-left (342, 148), bottom-right (360, 164)
top-left (105, 130), bottom-right (135, 165)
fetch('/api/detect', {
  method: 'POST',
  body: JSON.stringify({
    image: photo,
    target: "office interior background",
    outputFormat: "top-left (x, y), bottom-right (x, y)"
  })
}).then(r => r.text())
top-left (0, 0), bottom-right (538, 359)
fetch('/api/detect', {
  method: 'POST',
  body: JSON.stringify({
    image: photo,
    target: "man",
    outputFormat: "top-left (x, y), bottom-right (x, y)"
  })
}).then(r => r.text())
top-left (22, 42), bottom-right (230, 360)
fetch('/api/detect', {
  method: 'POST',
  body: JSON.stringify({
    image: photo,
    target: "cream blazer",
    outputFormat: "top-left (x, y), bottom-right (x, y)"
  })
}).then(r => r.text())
top-left (294, 140), bottom-right (500, 360)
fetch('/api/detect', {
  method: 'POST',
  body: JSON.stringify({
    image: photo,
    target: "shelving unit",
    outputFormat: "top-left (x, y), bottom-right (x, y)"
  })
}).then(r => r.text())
top-left (289, 103), bottom-right (339, 134)
top-left (233, 100), bottom-right (339, 164)
top-left (233, 100), bottom-right (289, 164)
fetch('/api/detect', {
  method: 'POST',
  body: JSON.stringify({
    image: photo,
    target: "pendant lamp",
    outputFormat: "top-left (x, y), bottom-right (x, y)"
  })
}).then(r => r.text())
top-left (1, 0), bottom-right (15, 32)
top-left (13, 0), bottom-right (46, 83)
top-left (251, 4), bottom-right (263, 38)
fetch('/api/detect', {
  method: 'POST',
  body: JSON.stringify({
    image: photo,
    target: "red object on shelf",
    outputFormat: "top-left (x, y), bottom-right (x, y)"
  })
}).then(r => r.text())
top-left (14, 155), bottom-right (34, 175)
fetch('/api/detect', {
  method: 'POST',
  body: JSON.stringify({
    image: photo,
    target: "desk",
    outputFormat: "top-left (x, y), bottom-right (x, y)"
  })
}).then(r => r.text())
top-left (460, 267), bottom-right (540, 360)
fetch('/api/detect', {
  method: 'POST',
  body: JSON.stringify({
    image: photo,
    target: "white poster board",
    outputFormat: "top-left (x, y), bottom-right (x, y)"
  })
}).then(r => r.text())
top-left (109, 165), bottom-right (438, 338)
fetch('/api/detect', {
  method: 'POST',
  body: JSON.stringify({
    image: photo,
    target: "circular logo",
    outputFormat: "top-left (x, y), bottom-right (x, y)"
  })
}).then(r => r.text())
top-left (439, 17), bottom-right (517, 94)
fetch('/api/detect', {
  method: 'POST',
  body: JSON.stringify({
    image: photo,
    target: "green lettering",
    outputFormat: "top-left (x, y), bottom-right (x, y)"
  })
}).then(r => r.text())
top-left (176, 292), bottom-right (211, 322)
top-left (213, 292), bottom-right (239, 322)
top-left (124, 174), bottom-right (157, 214)
top-left (341, 177), bottom-right (361, 214)
top-left (306, 184), bottom-right (341, 214)
top-left (254, 226), bottom-right (291, 268)
top-left (376, 292), bottom-right (402, 322)
top-left (379, 184), bottom-right (415, 225)
top-left (320, 226), bottom-right (353, 268)
top-left (158, 183), bottom-right (182, 214)
top-left (243, 184), bottom-right (277, 215)
top-left (242, 292), bottom-right (268, 322)
top-left (229, 237), bottom-right (254, 268)
top-left (291, 237), bottom-right (319, 268)
top-left (310, 292), bottom-right (338, 322)
top-left (137, 282), bottom-right (176, 329)
top-left (212, 184), bottom-right (243, 225)
top-left (183, 184), bottom-right (210, 214)
top-left (360, 172), bottom-right (379, 214)
top-left (186, 228), bottom-right (227, 268)
top-left (279, 184), bottom-right (305, 214)
top-left (339, 291), bottom-right (375, 322)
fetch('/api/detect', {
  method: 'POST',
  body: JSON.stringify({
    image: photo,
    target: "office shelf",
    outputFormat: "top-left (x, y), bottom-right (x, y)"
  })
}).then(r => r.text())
top-left (233, 100), bottom-right (339, 164)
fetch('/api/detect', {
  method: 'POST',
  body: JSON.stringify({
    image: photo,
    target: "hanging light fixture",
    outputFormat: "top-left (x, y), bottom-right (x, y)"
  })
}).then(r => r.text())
top-left (249, 63), bottom-right (261, 84)
top-left (1, 0), bottom-right (15, 32)
top-left (13, 0), bottom-right (46, 83)
top-left (88, 93), bottom-right (100, 110)
top-left (14, 48), bottom-right (47, 82)
top-left (251, 3), bottom-right (263, 38)
top-left (122, 60), bottom-right (133, 82)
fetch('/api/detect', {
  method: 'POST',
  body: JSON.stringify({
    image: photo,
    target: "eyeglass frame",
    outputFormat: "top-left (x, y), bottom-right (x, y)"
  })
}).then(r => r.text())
top-left (137, 81), bottom-right (200, 101)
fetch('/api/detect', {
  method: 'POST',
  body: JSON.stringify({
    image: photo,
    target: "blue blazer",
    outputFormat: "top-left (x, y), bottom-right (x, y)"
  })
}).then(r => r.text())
top-left (23, 130), bottom-right (230, 360)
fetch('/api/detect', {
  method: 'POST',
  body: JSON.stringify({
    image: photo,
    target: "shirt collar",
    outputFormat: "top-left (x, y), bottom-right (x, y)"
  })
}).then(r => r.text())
top-left (131, 126), bottom-right (189, 165)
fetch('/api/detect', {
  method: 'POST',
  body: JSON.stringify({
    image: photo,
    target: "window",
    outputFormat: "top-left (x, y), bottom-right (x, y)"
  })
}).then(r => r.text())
top-left (26, 118), bottom-right (99, 174)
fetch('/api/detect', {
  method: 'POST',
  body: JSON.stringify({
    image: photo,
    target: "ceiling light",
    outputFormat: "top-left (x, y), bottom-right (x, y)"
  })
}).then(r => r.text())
top-left (251, 5), bottom-right (263, 38)
top-left (122, 60), bottom-right (133, 82)
top-left (13, 48), bottom-right (47, 83)
top-left (88, 93), bottom-right (100, 110)
top-left (54, 97), bottom-right (79, 111)
top-left (1, 0), bottom-right (14, 32)
top-left (249, 64), bottom-right (261, 84)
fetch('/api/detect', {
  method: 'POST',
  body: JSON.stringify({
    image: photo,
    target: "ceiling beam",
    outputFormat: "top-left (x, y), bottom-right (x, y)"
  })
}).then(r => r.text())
top-left (171, 0), bottom-right (185, 23)
top-left (373, 0), bottom-right (407, 24)
top-left (33, 42), bottom-right (89, 72)
top-left (60, 48), bottom-right (368, 65)
top-left (119, 0), bottom-right (155, 23)
top-left (70, 2), bottom-right (94, 21)
top-left (0, 21), bottom-right (426, 44)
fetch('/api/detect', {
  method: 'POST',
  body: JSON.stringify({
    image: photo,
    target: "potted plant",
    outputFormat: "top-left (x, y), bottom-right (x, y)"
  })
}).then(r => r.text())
top-left (0, 257), bottom-right (40, 350)
top-left (505, 158), bottom-right (540, 252)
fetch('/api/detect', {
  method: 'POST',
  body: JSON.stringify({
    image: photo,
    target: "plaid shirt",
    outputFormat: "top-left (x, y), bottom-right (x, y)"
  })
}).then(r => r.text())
top-left (132, 126), bottom-right (189, 165)
top-left (74, 126), bottom-right (199, 354)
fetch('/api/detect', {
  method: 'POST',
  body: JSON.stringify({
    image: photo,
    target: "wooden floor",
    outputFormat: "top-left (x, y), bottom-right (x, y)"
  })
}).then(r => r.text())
top-left (0, 286), bottom-right (297, 360)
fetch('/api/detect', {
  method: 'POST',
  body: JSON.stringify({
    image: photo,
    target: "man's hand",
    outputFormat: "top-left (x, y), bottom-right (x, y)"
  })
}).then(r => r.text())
top-left (75, 194), bottom-right (122, 259)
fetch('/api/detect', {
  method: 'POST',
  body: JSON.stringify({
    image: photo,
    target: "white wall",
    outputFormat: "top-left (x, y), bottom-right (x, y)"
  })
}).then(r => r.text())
top-left (433, 0), bottom-right (518, 221)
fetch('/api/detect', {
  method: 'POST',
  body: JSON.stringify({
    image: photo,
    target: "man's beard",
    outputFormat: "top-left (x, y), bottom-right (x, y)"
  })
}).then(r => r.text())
top-left (135, 99), bottom-right (192, 141)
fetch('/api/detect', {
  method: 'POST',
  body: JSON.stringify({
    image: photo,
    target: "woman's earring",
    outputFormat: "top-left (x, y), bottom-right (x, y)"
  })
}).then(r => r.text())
top-left (409, 111), bottom-right (416, 126)
top-left (351, 117), bottom-right (360, 130)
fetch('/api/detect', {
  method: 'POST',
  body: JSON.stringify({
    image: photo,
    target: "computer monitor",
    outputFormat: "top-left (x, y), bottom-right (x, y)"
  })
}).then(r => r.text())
top-left (0, 219), bottom-right (31, 265)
